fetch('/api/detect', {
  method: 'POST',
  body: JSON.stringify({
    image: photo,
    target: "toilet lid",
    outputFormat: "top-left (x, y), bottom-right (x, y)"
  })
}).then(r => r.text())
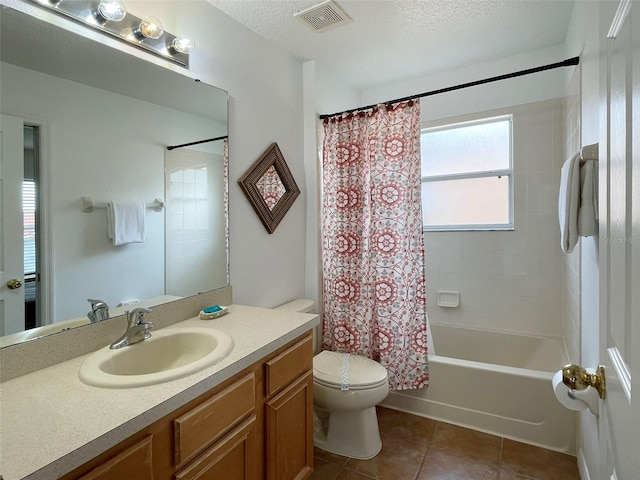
top-left (313, 351), bottom-right (388, 389)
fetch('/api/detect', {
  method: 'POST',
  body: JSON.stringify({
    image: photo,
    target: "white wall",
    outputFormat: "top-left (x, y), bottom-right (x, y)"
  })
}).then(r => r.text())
top-left (313, 43), bottom-right (569, 122)
top-left (360, 44), bottom-right (569, 123)
top-left (127, 1), bottom-right (307, 307)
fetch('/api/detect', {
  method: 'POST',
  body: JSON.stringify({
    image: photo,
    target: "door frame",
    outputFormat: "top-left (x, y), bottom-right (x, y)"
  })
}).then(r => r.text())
top-left (596, 1), bottom-right (639, 479)
top-left (2, 110), bottom-right (53, 328)
top-left (27, 114), bottom-right (51, 328)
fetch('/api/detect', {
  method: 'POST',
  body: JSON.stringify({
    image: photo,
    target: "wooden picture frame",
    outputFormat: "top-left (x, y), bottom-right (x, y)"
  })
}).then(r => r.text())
top-left (238, 143), bottom-right (300, 234)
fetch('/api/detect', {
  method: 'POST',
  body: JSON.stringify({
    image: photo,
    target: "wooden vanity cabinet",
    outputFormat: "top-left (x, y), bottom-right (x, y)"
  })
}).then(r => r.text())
top-left (72, 435), bottom-right (154, 480)
top-left (264, 336), bottom-right (314, 480)
top-left (265, 372), bottom-right (313, 480)
top-left (62, 332), bottom-right (313, 480)
top-left (173, 371), bottom-right (259, 480)
top-left (174, 415), bottom-right (257, 480)
top-left (64, 370), bottom-right (259, 480)
top-left (173, 372), bottom-right (257, 469)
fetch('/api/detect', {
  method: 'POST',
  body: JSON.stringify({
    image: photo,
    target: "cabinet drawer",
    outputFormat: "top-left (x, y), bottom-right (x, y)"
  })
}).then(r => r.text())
top-left (174, 372), bottom-right (255, 467)
top-left (175, 415), bottom-right (256, 480)
top-left (265, 335), bottom-right (313, 398)
top-left (76, 436), bottom-right (153, 480)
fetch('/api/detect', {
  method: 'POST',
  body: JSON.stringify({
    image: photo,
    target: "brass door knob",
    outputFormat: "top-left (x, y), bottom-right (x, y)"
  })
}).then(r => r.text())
top-left (562, 363), bottom-right (606, 399)
top-left (6, 279), bottom-right (23, 289)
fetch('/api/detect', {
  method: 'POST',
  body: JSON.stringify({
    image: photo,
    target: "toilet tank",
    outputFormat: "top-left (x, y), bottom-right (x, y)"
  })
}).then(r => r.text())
top-left (275, 299), bottom-right (320, 353)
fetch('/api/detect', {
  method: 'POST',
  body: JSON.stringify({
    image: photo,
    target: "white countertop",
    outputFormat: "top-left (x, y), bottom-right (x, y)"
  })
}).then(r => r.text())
top-left (0, 304), bottom-right (319, 480)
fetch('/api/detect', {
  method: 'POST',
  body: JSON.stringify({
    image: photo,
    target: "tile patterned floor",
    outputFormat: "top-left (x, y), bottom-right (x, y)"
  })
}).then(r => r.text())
top-left (310, 406), bottom-right (580, 480)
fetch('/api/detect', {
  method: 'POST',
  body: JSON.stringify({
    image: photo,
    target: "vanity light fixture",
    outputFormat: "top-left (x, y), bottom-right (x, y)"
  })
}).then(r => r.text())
top-left (135, 16), bottom-right (164, 40)
top-left (30, 0), bottom-right (194, 67)
top-left (171, 37), bottom-right (196, 55)
top-left (96, 0), bottom-right (127, 22)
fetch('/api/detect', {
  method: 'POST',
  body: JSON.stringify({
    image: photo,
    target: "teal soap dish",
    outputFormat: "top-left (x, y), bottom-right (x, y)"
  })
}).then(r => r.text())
top-left (199, 305), bottom-right (229, 320)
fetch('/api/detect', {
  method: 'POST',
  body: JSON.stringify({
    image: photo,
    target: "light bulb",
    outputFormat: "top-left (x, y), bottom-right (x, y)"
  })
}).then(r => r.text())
top-left (97, 0), bottom-right (127, 22)
top-left (137, 17), bottom-right (164, 39)
top-left (171, 37), bottom-right (196, 54)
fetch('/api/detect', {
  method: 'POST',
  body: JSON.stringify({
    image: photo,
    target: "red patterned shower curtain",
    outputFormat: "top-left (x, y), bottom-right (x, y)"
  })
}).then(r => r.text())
top-left (321, 101), bottom-right (429, 390)
top-left (224, 139), bottom-right (230, 282)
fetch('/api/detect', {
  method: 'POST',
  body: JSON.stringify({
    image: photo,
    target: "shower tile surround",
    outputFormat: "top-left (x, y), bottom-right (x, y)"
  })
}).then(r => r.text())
top-left (562, 69), bottom-right (582, 363)
top-left (424, 99), bottom-right (566, 338)
top-left (310, 406), bottom-right (580, 480)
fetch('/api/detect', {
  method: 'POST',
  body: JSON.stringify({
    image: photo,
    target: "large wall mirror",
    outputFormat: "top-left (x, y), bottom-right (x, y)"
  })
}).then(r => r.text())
top-left (0, 3), bottom-right (229, 347)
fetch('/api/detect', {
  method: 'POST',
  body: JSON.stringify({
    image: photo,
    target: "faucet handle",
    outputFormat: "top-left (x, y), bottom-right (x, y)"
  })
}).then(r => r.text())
top-left (88, 298), bottom-right (108, 311)
top-left (110, 307), bottom-right (153, 350)
top-left (126, 307), bottom-right (152, 326)
top-left (87, 299), bottom-right (110, 323)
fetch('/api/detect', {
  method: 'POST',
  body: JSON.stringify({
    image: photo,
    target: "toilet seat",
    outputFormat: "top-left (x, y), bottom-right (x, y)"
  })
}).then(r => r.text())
top-left (313, 351), bottom-right (388, 390)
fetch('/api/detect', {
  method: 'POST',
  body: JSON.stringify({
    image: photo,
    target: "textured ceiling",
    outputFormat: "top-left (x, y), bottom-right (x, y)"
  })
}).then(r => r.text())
top-left (207, 0), bottom-right (575, 91)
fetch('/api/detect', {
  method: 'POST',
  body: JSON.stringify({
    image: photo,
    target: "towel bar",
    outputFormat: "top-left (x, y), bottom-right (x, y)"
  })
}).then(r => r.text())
top-left (581, 143), bottom-right (598, 161)
top-left (81, 197), bottom-right (165, 213)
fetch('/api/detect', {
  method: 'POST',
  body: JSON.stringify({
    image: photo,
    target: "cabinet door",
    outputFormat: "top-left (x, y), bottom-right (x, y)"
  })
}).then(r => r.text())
top-left (175, 415), bottom-right (256, 480)
top-left (265, 371), bottom-right (313, 480)
top-left (76, 436), bottom-right (153, 480)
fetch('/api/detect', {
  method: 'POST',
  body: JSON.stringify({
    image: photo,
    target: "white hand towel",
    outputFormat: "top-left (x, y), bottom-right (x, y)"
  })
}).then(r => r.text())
top-left (558, 153), bottom-right (580, 253)
top-left (107, 201), bottom-right (145, 246)
top-left (578, 160), bottom-right (597, 237)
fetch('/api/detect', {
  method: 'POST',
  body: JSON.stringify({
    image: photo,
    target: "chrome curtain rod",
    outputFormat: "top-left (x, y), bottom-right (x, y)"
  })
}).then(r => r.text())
top-left (319, 56), bottom-right (580, 120)
top-left (166, 135), bottom-right (228, 151)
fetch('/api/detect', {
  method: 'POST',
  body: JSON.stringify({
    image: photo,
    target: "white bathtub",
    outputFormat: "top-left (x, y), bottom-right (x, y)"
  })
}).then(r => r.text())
top-left (380, 323), bottom-right (576, 454)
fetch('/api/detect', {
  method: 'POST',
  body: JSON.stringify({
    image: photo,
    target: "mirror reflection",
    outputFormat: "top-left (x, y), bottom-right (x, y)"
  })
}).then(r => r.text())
top-left (256, 166), bottom-right (287, 211)
top-left (0, 5), bottom-right (229, 346)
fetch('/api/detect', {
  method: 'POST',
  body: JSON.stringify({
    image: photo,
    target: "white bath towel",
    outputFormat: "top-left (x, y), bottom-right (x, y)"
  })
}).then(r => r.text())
top-left (558, 154), bottom-right (598, 254)
top-left (107, 201), bottom-right (145, 246)
top-left (578, 160), bottom-right (597, 237)
top-left (558, 153), bottom-right (581, 253)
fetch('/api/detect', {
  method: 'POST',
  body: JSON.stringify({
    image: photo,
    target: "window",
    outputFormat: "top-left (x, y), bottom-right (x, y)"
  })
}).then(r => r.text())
top-left (420, 115), bottom-right (513, 231)
top-left (23, 124), bottom-right (40, 310)
top-left (23, 179), bottom-right (37, 278)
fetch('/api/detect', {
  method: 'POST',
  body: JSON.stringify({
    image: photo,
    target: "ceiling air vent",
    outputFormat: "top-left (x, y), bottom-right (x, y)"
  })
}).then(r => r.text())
top-left (294, 0), bottom-right (352, 33)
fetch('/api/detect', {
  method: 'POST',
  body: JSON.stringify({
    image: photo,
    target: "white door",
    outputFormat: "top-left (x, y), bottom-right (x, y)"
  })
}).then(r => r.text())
top-left (599, 1), bottom-right (640, 479)
top-left (0, 114), bottom-right (25, 336)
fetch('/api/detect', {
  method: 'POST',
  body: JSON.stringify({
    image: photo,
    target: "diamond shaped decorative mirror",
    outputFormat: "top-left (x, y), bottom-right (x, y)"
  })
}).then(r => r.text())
top-left (238, 143), bottom-right (300, 234)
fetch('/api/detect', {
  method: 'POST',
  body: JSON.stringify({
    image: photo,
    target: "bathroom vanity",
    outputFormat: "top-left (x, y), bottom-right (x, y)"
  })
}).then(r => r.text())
top-left (0, 305), bottom-right (319, 480)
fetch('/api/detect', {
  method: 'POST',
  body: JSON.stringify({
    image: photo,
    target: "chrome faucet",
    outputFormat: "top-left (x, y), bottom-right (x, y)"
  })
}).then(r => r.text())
top-left (87, 298), bottom-right (110, 323)
top-left (110, 308), bottom-right (153, 349)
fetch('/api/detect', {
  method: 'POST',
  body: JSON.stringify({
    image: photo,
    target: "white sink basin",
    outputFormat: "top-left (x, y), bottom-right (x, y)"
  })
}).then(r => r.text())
top-left (1, 317), bottom-right (92, 347)
top-left (24, 317), bottom-right (92, 340)
top-left (79, 327), bottom-right (234, 388)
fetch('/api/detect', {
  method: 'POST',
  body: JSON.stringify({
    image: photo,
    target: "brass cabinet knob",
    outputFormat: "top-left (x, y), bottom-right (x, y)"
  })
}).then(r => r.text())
top-left (6, 279), bottom-right (23, 290)
top-left (562, 363), bottom-right (606, 399)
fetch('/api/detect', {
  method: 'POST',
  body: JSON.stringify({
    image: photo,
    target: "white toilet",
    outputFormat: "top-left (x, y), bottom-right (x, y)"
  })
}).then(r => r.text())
top-left (276, 299), bottom-right (389, 460)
